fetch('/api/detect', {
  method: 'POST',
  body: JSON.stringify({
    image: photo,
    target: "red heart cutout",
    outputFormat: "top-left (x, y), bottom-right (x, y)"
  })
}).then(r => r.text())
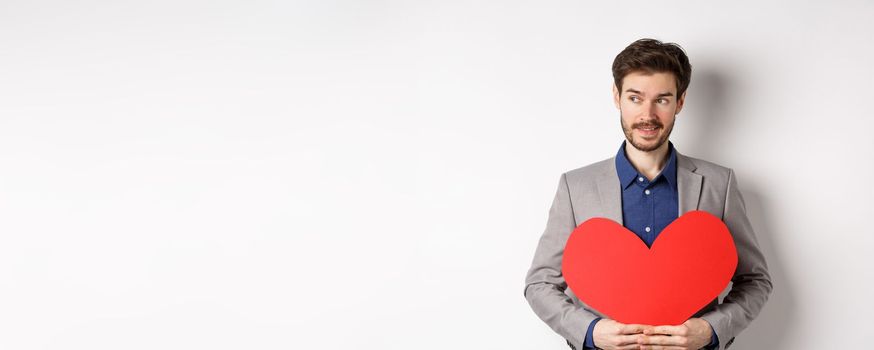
top-left (562, 210), bottom-right (737, 325)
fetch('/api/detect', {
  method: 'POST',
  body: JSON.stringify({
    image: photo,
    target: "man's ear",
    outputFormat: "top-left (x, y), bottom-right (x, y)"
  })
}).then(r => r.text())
top-left (675, 91), bottom-right (687, 115)
top-left (612, 83), bottom-right (621, 109)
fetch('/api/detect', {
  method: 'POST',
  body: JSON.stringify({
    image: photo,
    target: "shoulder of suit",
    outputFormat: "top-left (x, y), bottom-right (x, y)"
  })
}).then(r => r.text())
top-left (562, 157), bottom-right (614, 182)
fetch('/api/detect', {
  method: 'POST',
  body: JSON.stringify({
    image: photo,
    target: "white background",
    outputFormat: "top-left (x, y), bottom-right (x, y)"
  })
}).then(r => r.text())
top-left (1, 1), bottom-right (872, 349)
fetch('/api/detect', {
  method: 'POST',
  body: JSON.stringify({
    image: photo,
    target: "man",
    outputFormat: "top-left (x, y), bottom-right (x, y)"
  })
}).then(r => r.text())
top-left (523, 39), bottom-right (772, 350)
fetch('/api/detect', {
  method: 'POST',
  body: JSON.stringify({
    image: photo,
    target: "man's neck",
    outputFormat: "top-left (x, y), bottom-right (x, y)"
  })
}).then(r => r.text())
top-left (624, 141), bottom-right (671, 181)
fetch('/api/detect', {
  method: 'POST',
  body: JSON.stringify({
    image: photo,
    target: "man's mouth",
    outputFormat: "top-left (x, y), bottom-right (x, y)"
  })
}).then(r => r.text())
top-left (636, 125), bottom-right (660, 137)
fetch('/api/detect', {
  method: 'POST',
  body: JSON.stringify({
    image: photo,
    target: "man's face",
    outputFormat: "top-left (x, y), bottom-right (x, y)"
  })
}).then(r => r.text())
top-left (613, 71), bottom-right (686, 152)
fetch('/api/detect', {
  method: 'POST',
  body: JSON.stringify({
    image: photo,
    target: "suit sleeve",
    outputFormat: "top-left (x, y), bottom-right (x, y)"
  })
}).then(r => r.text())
top-left (700, 169), bottom-right (773, 349)
top-left (524, 173), bottom-right (600, 349)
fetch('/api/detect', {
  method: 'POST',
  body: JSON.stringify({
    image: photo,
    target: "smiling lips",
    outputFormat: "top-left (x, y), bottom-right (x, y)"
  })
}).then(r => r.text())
top-left (636, 125), bottom-right (660, 137)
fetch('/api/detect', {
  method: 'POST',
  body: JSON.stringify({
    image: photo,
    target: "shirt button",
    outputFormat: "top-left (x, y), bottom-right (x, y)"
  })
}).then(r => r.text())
top-left (645, 189), bottom-right (651, 195)
top-left (645, 226), bottom-right (651, 232)
top-left (638, 177), bottom-right (644, 182)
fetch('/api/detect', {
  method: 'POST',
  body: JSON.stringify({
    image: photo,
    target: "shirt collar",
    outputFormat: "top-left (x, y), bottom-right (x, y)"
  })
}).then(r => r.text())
top-left (615, 140), bottom-right (678, 190)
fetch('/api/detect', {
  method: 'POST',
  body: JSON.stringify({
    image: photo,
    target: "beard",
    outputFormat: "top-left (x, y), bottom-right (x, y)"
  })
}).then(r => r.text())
top-left (620, 112), bottom-right (675, 152)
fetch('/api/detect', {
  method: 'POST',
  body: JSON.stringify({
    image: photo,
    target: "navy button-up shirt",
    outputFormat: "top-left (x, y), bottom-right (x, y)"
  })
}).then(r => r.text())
top-left (582, 141), bottom-right (717, 349)
top-left (615, 140), bottom-right (679, 248)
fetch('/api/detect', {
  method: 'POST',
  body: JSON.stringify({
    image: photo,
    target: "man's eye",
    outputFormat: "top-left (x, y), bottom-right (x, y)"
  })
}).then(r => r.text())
top-left (658, 98), bottom-right (669, 104)
top-left (629, 96), bottom-right (640, 102)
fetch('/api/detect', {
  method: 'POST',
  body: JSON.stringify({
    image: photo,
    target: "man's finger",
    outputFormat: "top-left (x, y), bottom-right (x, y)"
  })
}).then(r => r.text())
top-left (639, 335), bottom-right (686, 346)
top-left (614, 334), bottom-right (644, 346)
top-left (646, 324), bottom-right (687, 336)
top-left (639, 346), bottom-right (686, 350)
top-left (620, 323), bottom-right (653, 334)
top-left (617, 344), bottom-right (646, 350)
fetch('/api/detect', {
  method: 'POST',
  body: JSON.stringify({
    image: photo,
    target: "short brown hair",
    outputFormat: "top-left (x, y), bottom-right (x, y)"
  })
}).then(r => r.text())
top-left (612, 38), bottom-right (692, 97)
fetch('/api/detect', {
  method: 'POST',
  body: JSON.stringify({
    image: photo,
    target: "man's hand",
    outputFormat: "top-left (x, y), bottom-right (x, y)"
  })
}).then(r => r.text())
top-left (592, 319), bottom-right (651, 350)
top-left (637, 318), bottom-right (713, 350)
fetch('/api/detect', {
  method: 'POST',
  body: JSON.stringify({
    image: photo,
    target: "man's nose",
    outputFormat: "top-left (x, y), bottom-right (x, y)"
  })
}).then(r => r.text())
top-left (643, 101), bottom-right (657, 117)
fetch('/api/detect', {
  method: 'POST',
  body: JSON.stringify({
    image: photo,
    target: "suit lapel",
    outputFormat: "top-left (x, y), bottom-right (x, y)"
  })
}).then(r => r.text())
top-left (595, 151), bottom-right (701, 224)
top-left (595, 159), bottom-right (623, 225)
top-left (676, 152), bottom-right (703, 215)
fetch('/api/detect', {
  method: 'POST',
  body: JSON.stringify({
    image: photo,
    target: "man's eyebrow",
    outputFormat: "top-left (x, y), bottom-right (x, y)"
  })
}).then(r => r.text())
top-left (624, 89), bottom-right (675, 98)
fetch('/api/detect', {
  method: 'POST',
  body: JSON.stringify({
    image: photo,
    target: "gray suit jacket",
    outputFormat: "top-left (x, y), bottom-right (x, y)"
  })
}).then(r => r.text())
top-left (524, 151), bottom-right (772, 350)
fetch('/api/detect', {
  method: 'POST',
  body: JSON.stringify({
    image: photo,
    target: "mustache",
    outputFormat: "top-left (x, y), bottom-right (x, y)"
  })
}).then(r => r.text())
top-left (632, 120), bottom-right (664, 129)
